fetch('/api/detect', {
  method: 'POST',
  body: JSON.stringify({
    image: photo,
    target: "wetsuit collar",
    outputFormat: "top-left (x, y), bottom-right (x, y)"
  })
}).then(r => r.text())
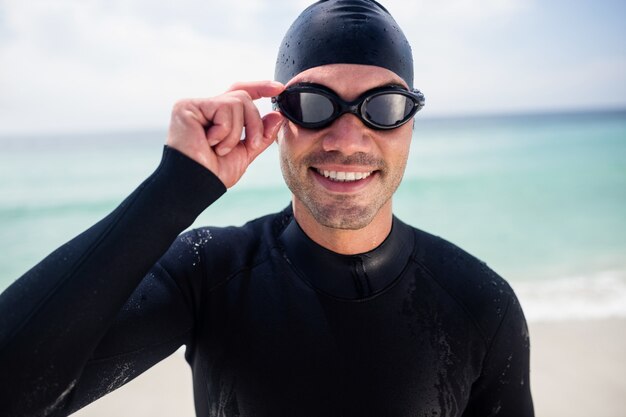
top-left (279, 215), bottom-right (414, 300)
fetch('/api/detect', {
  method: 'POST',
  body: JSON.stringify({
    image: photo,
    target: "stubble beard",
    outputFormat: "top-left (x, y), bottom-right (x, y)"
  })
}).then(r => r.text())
top-left (280, 150), bottom-right (406, 230)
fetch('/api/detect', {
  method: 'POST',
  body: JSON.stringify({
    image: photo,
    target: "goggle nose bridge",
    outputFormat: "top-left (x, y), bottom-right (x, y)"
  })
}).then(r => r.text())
top-left (337, 101), bottom-right (364, 117)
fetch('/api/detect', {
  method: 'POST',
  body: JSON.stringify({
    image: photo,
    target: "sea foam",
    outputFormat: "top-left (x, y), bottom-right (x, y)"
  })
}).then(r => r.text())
top-left (512, 269), bottom-right (626, 322)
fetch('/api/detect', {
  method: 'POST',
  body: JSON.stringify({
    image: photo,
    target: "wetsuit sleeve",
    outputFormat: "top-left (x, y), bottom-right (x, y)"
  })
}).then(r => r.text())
top-left (0, 146), bottom-right (226, 417)
top-left (462, 293), bottom-right (534, 417)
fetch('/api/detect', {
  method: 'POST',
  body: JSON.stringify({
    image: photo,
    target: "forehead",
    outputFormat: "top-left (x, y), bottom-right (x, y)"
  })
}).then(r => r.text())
top-left (286, 64), bottom-right (408, 100)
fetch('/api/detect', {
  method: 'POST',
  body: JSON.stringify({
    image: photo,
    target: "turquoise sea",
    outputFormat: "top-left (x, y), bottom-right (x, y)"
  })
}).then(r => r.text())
top-left (1, 109), bottom-right (625, 321)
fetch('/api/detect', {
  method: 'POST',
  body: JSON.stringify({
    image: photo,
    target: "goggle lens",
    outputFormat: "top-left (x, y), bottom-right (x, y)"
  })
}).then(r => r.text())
top-left (284, 91), bottom-right (335, 124)
top-left (363, 93), bottom-right (416, 127)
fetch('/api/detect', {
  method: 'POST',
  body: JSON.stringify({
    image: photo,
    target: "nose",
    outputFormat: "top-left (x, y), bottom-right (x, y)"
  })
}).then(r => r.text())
top-left (321, 114), bottom-right (373, 155)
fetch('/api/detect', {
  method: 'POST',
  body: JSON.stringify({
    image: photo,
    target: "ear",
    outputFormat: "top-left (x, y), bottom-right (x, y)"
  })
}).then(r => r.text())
top-left (275, 120), bottom-right (288, 145)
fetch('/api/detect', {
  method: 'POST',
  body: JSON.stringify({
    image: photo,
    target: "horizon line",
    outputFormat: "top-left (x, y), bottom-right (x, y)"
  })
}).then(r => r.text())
top-left (1, 105), bottom-right (624, 139)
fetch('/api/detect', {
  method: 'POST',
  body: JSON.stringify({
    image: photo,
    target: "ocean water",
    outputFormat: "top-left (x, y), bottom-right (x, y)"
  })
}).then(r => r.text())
top-left (1, 110), bottom-right (625, 321)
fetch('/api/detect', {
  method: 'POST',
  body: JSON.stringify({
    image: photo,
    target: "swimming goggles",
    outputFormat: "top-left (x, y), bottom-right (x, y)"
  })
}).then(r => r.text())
top-left (272, 83), bottom-right (425, 130)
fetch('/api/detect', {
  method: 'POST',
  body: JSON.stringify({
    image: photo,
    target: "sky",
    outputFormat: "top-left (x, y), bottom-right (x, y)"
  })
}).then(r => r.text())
top-left (0, 0), bottom-right (625, 135)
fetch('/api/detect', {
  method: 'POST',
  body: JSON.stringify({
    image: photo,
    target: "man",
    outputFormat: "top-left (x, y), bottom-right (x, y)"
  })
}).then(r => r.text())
top-left (0, 1), bottom-right (533, 416)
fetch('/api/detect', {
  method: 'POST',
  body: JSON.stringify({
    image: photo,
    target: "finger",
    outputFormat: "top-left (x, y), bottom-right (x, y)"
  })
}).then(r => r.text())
top-left (214, 99), bottom-right (245, 156)
top-left (235, 92), bottom-right (264, 146)
top-left (219, 90), bottom-right (264, 153)
top-left (204, 104), bottom-right (232, 147)
top-left (246, 112), bottom-right (285, 163)
top-left (227, 80), bottom-right (285, 100)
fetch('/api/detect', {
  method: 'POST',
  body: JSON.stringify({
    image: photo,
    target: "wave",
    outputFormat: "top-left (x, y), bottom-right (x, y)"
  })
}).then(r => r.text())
top-left (512, 269), bottom-right (626, 322)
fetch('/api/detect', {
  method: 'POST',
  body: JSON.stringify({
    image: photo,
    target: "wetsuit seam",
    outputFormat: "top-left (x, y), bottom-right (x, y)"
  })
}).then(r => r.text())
top-left (411, 255), bottom-right (491, 348)
top-left (190, 233), bottom-right (212, 406)
top-left (151, 260), bottom-right (198, 353)
top-left (152, 261), bottom-right (195, 315)
top-left (479, 295), bottom-right (513, 373)
top-left (0, 153), bottom-right (169, 354)
top-left (205, 254), bottom-right (274, 293)
top-left (86, 329), bottom-right (191, 363)
top-left (196, 230), bottom-right (210, 356)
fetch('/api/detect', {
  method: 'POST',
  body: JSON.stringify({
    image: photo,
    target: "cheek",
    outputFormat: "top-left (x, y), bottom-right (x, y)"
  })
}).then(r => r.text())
top-left (277, 125), bottom-right (306, 177)
top-left (276, 124), bottom-right (295, 161)
top-left (277, 123), bottom-right (320, 159)
top-left (380, 127), bottom-right (412, 166)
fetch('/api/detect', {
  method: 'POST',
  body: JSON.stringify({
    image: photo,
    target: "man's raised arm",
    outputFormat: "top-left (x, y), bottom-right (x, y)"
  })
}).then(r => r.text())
top-left (0, 81), bottom-right (284, 416)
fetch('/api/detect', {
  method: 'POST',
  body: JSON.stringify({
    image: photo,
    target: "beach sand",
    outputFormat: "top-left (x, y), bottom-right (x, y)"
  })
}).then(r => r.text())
top-left (73, 319), bottom-right (626, 417)
top-left (529, 319), bottom-right (626, 417)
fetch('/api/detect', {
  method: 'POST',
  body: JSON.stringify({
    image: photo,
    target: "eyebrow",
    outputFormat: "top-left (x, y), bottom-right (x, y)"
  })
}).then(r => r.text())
top-left (289, 81), bottom-right (408, 91)
top-left (289, 74), bottom-right (407, 89)
top-left (385, 82), bottom-right (407, 89)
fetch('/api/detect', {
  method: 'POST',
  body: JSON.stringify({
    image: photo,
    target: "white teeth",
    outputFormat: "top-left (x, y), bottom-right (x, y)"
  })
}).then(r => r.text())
top-left (316, 168), bottom-right (372, 182)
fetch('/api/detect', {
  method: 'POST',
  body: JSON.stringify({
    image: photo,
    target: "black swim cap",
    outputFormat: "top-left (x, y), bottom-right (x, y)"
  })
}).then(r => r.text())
top-left (275, 0), bottom-right (414, 88)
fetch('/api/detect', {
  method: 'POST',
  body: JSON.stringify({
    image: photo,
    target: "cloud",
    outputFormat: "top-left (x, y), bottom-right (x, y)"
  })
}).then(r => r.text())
top-left (386, 0), bottom-right (529, 22)
top-left (0, 1), bottom-right (284, 133)
top-left (0, 0), bottom-right (624, 134)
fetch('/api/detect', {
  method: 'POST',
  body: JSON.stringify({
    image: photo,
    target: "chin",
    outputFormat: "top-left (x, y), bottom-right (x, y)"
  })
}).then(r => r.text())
top-left (306, 201), bottom-right (378, 231)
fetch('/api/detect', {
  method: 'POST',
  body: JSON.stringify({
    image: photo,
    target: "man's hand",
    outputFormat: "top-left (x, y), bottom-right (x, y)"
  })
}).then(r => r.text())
top-left (166, 80), bottom-right (285, 188)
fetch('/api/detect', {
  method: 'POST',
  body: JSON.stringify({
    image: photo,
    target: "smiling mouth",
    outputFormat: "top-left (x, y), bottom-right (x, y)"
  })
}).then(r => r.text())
top-left (314, 168), bottom-right (373, 182)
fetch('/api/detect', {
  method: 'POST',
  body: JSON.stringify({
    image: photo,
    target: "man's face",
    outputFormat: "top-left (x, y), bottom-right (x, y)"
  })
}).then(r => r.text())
top-left (276, 64), bottom-right (413, 230)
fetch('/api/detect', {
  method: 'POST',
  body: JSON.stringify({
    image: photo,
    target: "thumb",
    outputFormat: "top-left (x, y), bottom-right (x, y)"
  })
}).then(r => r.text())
top-left (246, 112), bottom-right (284, 163)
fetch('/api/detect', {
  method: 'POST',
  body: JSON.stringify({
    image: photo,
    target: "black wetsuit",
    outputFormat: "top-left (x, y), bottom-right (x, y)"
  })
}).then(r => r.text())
top-left (0, 147), bottom-right (533, 417)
